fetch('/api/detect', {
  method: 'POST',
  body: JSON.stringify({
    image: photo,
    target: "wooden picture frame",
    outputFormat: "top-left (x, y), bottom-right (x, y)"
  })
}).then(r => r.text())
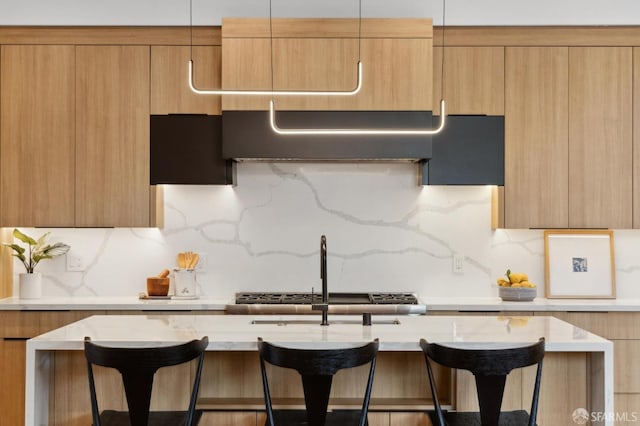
top-left (544, 230), bottom-right (616, 299)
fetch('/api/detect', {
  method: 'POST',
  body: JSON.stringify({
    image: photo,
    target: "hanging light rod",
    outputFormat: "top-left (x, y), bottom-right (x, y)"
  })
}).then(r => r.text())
top-left (269, 99), bottom-right (447, 136)
top-left (188, 60), bottom-right (363, 96)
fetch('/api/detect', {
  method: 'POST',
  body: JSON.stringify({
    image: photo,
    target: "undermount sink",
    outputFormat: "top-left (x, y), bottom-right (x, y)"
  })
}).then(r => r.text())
top-left (250, 318), bottom-right (401, 325)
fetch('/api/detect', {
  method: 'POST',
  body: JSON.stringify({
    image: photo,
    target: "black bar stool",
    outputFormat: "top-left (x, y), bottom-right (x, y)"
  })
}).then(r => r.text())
top-left (84, 336), bottom-right (208, 426)
top-left (420, 337), bottom-right (545, 426)
top-left (257, 337), bottom-right (379, 426)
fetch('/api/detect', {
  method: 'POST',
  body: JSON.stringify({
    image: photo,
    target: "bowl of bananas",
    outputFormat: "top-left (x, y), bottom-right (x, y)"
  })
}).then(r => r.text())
top-left (497, 270), bottom-right (537, 301)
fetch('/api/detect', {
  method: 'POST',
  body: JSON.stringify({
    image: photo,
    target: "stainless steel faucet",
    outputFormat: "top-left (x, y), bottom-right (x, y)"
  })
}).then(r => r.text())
top-left (312, 235), bottom-right (329, 326)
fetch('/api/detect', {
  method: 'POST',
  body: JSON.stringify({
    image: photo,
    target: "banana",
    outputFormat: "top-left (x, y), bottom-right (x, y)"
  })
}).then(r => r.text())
top-left (497, 278), bottom-right (510, 287)
top-left (499, 270), bottom-right (534, 288)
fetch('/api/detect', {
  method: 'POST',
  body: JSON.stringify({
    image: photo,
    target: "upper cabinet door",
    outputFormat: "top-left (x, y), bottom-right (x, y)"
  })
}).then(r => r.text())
top-left (568, 47), bottom-right (632, 229)
top-left (151, 45), bottom-right (222, 115)
top-left (221, 18), bottom-right (432, 111)
top-left (504, 47), bottom-right (569, 229)
top-left (633, 48), bottom-right (640, 229)
top-left (432, 46), bottom-right (505, 116)
top-left (75, 46), bottom-right (151, 227)
top-left (0, 45), bottom-right (76, 227)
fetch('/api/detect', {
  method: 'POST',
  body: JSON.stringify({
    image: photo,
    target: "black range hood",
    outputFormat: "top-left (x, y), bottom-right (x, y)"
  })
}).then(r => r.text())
top-left (150, 111), bottom-right (504, 186)
top-left (151, 114), bottom-right (236, 185)
top-left (222, 110), bottom-right (433, 161)
top-left (421, 115), bottom-right (504, 185)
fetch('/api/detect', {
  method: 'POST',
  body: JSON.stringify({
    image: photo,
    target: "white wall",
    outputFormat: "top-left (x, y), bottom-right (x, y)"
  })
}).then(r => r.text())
top-left (13, 163), bottom-right (640, 300)
top-left (0, 0), bottom-right (639, 26)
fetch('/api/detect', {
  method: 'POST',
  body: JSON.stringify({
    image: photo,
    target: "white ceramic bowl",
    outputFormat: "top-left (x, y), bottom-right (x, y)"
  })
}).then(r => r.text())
top-left (498, 286), bottom-right (537, 302)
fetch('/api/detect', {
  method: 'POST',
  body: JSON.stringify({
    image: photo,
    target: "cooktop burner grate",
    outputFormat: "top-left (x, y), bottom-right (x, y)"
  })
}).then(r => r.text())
top-left (235, 292), bottom-right (418, 305)
top-left (370, 293), bottom-right (419, 304)
top-left (235, 293), bottom-right (285, 304)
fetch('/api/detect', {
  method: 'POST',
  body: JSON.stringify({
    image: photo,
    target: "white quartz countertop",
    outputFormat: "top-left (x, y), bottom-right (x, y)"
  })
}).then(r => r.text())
top-left (4, 295), bottom-right (640, 312)
top-left (422, 297), bottom-right (640, 312)
top-left (0, 296), bottom-right (230, 311)
top-left (29, 314), bottom-right (610, 353)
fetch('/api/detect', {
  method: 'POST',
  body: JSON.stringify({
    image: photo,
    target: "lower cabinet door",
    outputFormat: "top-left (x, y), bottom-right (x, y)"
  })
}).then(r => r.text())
top-left (202, 412), bottom-right (261, 426)
top-left (389, 412), bottom-right (430, 425)
top-left (0, 339), bottom-right (27, 426)
top-left (522, 352), bottom-right (588, 425)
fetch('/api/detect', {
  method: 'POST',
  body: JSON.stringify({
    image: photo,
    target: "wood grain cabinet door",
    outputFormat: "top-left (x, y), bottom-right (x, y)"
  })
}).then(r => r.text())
top-left (151, 45), bottom-right (222, 115)
top-left (221, 18), bottom-right (432, 112)
top-left (75, 46), bottom-right (152, 227)
top-left (0, 45), bottom-right (76, 227)
top-left (633, 47), bottom-right (640, 229)
top-left (432, 46), bottom-right (504, 116)
top-left (568, 47), bottom-right (633, 229)
top-left (0, 339), bottom-right (27, 426)
top-left (504, 47), bottom-right (569, 229)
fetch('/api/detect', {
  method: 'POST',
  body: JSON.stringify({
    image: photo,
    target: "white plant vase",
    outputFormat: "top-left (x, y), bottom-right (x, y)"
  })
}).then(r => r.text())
top-left (19, 272), bottom-right (42, 299)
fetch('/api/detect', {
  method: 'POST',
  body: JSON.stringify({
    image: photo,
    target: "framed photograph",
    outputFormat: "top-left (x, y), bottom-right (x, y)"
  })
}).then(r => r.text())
top-left (544, 230), bottom-right (616, 299)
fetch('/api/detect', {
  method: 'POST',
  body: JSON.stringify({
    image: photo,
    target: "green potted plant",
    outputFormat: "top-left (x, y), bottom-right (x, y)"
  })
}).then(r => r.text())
top-left (2, 228), bottom-right (70, 298)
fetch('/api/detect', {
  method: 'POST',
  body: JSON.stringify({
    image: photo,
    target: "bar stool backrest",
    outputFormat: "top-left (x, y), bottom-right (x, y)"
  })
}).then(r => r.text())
top-left (258, 338), bottom-right (379, 426)
top-left (420, 337), bottom-right (545, 426)
top-left (84, 336), bottom-right (208, 426)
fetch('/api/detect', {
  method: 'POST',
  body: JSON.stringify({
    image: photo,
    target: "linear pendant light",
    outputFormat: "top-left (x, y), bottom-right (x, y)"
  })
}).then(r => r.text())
top-left (188, 60), bottom-right (362, 96)
top-left (187, 0), bottom-right (363, 97)
top-left (269, 0), bottom-right (448, 136)
top-left (269, 99), bottom-right (446, 135)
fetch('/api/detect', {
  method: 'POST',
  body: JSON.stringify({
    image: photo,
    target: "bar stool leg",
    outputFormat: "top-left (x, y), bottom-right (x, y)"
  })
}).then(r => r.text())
top-left (475, 374), bottom-right (507, 426)
top-left (302, 375), bottom-right (333, 426)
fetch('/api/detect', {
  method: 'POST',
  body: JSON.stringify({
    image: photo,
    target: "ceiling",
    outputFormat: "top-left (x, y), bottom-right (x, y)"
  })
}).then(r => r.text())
top-left (0, 0), bottom-right (638, 26)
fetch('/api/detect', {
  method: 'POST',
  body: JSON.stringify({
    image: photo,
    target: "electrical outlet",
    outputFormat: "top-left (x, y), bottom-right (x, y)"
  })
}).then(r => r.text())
top-left (66, 252), bottom-right (85, 272)
top-left (452, 253), bottom-right (464, 274)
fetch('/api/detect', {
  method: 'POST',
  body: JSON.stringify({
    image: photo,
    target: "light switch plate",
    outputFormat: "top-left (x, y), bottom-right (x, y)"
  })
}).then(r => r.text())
top-left (453, 253), bottom-right (464, 274)
top-left (66, 252), bottom-right (85, 272)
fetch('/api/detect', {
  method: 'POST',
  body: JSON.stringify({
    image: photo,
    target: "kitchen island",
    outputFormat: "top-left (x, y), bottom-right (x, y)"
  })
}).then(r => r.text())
top-left (26, 314), bottom-right (613, 425)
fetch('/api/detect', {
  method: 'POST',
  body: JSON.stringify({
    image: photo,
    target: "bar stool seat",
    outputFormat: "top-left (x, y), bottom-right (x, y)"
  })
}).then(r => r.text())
top-left (84, 336), bottom-right (208, 426)
top-left (420, 337), bottom-right (545, 426)
top-left (257, 337), bottom-right (379, 426)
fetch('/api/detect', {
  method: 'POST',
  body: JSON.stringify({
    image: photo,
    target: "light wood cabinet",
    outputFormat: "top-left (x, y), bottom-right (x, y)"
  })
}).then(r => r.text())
top-left (432, 46), bottom-right (504, 115)
top-left (0, 339), bottom-right (27, 426)
top-left (615, 394), bottom-right (640, 422)
top-left (0, 45), bottom-right (76, 227)
top-left (151, 45), bottom-right (222, 114)
top-left (0, 311), bottom-right (98, 426)
top-left (0, 42), bottom-right (161, 228)
top-left (634, 47), bottom-right (640, 228)
top-left (523, 352), bottom-right (588, 425)
top-left (75, 46), bottom-right (158, 227)
top-left (389, 412), bottom-right (431, 425)
top-left (503, 46), bottom-right (632, 229)
top-left (548, 311), bottom-right (640, 416)
top-left (504, 47), bottom-right (569, 229)
top-left (568, 47), bottom-right (633, 228)
top-left (221, 18), bottom-right (432, 111)
top-left (53, 350), bottom-right (124, 426)
top-left (202, 412), bottom-right (262, 426)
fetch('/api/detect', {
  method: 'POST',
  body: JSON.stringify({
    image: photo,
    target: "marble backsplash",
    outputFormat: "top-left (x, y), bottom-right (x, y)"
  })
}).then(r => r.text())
top-left (8, 162), bottom-right (640, 300)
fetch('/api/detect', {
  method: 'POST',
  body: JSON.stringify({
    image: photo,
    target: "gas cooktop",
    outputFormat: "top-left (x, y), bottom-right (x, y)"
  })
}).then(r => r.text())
top-left (235, 292), bottom-right (419, 305)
